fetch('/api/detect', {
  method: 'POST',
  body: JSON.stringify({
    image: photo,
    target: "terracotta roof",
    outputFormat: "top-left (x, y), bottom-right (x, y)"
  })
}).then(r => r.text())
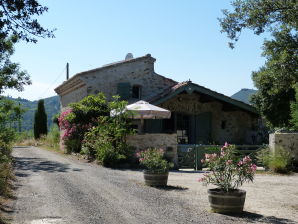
top-left (148, 81), bottom-right (258, 114)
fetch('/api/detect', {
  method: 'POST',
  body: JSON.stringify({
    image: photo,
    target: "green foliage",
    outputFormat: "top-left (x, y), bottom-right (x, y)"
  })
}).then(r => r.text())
top-left (220, 0), bottom-right (298, 128)
top-left (44, 125), bottom-right (60, 149)
top-left (0, 36), bottom-right (31, 94)
top-left (0, 0), bottom-right (55, 43)
top-left (34, 99), bottom-right (48, 139)
top-left (251, 29), bottom-right (298, 127)
top-left (68, 93), bottom-right (109, 124)
top-left (10, 95), bottom-right (60, 131)
top-left (290, 85), bottom-right (298, 130)
top-left (59, 93), bottom-right (108, 153)
top-left (137, 148), bottom-right (173, 173)
top-left (82, 96), bottom-right (135, 167)
top-left (219, 0), bottom-right (298, 48)
top-left (0, 99), bottom-right (19, 199)
top-left (257, 146), bottom-right (293, 173)
top-left (200, 143), bottom-right (256, 192)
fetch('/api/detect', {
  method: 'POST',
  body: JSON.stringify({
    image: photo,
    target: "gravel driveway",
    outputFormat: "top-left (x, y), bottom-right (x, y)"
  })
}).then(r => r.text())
top-left (11, 146), bottom-right (298, 224)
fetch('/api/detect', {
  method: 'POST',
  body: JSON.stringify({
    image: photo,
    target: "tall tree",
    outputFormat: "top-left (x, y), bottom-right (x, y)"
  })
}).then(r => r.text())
top-left (0, 0), bottom-right (55, 94)
top-left (34, 99), bottom-right (47, 139)
top-left (219, 0), bottom-right (298, 128)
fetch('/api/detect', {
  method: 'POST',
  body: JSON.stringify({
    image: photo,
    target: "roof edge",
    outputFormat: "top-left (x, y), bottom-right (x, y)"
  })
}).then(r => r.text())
top-left (55, 54), bottom-right (155, 91)
top-left (151, 82), bottom-right (258, 115)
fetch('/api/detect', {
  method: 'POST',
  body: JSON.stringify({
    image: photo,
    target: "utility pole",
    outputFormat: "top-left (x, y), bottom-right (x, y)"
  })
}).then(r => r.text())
top-left (66, 63), bottom-right (69, 80)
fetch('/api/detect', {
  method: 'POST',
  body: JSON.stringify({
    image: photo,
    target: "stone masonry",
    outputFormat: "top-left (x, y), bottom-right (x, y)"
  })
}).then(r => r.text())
top-left (160, 92), bottom-right (258, 144)
top-left (127, 133), bottom-right (178, 166)
top-left (269, 133), bottom-right (298, 161)
top-left (55, 54), bottom-right (177, 108)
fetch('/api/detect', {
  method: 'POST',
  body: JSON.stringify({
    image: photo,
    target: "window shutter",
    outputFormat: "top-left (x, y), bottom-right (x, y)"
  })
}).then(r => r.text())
top-left (117, 82), bottom-right (131, 100)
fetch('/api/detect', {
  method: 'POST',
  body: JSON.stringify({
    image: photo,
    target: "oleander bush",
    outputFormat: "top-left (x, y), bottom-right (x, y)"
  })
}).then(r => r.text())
top-left (58, 93), bottom-right (108, 153)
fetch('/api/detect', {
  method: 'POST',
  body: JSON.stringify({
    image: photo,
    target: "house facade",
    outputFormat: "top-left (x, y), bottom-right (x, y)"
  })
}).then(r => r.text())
top-left (55, 54), bottom-right (260, 145)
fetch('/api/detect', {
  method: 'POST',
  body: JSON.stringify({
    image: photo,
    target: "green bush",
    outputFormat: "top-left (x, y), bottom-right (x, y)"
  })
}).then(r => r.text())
top-left (44, 126), bottom-right (60, 149)
top-left (58, 93), bottom-right (108, 153)
top-left (257, 146), bottom-right (293, 173)
top-left (82, 96), bottom-right (135, 167)
top-left (137, 148), bottom-right (173, 173)
top-left (0, 128), bottom-right (15, 197)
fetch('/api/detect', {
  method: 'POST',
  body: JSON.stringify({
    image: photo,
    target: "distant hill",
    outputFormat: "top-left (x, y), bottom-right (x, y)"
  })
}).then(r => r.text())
top-left (231, 88), bottom-right (257, 105)
top-left (8, 95), bottom-right (60, 131)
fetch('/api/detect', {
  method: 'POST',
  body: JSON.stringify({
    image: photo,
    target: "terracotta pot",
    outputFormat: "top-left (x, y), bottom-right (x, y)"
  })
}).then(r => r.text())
top-left (207, 188), bottom-right (246, 213)
top-left (143, 170), bottom-right (168, 187)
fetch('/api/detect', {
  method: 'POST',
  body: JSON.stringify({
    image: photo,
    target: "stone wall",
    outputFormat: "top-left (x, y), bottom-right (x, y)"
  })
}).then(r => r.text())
top-left (269, 133), bottom-right (298, 161)
top-left (127, 133), bottom-right (178, 166)
top-left (60, 84), bottom-right (87, 108)
top-left (57, 55), bottom-right (177, 108)
top-left (160, 93), bottom-right (258, 144)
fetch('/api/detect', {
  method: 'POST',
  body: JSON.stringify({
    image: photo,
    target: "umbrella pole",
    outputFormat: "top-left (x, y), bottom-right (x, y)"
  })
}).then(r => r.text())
top-left (140, 119), bottom-right (144, 134)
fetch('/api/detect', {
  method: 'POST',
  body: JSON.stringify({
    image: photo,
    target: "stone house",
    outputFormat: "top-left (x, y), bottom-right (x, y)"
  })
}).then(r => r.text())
top-left (55, 54), bottom-right (261, 166)
top-left (55, 53), bottom-right (259, 146)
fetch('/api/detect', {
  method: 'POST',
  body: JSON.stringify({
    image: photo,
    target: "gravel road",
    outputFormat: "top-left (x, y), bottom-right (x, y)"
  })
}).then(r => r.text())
top-left (11, 146), bottom-right (298, 224)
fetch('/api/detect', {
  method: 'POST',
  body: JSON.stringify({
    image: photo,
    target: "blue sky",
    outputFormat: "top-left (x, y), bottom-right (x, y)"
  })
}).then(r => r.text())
top-left (5, 0), bottom-right (266, 101)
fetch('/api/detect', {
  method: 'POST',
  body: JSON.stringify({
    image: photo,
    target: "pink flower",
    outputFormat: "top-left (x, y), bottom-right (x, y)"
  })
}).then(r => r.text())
top-left (220, 150), bottom-right (225, 157)
top-left (250, 164), bottom-right (257, 172)
top-left (198, 177), bottom-right (205, 182)
top-left (243, 156), bottom-right (252, 163)
top-left (201, 159), bottom-right (205, 163)
top-left (226, 160), bottom-right (232, 165)
top-left (238, 161), bottom-right (243, 166)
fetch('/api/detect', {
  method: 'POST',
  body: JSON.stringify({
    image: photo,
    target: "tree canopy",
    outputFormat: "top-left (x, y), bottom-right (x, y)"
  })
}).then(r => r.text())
top-left (0, 0), bottom-right (55, 44)
top-left (220, 0), bottom-right (298, 128)
top-left (0, 36), bottom-right (31, 93)
top-left (0, 0), bottom-right (54, 94)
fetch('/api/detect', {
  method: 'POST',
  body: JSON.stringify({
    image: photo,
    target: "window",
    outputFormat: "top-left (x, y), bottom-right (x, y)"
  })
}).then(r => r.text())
top-left (117, 82), bottom-right (131, 100)
top-left (132, 85), bottom-right (141, 99)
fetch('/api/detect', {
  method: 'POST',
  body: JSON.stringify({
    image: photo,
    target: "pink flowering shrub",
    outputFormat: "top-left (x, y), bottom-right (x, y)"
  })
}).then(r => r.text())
top-left (58, 93), bottom-right (109, 153)
top-left (199, 143), bottom-right (257, 192)
top-left (137, 148), bottom-right (173, 173)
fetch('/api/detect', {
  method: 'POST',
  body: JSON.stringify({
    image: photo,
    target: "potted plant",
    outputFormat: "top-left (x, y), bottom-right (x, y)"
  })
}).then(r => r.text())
top-left (199, 143), bottom-right (257, 213)
top-left (137, 148), bottom-right (173, 187)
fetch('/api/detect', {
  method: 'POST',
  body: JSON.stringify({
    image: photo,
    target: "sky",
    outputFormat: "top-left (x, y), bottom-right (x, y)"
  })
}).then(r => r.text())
top-left (4, 0), bottom-right (267, 101)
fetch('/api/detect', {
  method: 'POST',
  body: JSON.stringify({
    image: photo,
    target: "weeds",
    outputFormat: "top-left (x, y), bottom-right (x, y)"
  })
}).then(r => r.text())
top-left (257, 146), bottom-right (293, 173)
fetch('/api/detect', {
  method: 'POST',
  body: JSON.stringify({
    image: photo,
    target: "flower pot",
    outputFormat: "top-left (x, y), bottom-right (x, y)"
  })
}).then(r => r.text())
top-left (143, 170), bottom-right (169, 187)
top-left (207, 188), bottom-right (246, 213)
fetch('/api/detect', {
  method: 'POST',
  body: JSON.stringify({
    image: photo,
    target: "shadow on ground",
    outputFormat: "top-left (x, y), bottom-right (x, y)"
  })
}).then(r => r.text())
top-left (13, 156), bottom-right (81, 177)
top-left (226, 211), bottom-right (297, 224)
top-left (155, 185), bottom-right (188, 191)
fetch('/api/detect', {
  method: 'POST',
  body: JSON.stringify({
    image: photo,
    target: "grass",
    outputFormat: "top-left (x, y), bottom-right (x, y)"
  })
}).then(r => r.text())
top-left (15, 126), bottom-right (61, 152)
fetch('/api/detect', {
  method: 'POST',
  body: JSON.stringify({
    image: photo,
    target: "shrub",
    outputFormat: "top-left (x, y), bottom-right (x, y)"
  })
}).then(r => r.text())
top-left (137, 148), bottom-right (173, 173)
top-left (58, 93), bottom-right (108, 153)
top-left (0, 128), bottom-right (15, 197)
top-left (257, 146), bottom-right (293, 173)
top-left (82, 96), bottom-right (135, 167)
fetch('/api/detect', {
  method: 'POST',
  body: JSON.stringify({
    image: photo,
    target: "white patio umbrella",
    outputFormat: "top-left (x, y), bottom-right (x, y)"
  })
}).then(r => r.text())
top-left (111, 100), bottom-right (171, 133)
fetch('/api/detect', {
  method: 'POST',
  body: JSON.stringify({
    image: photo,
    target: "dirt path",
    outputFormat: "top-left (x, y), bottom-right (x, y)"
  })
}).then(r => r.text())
top-left (11, 146), bottom-right (298, 224)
